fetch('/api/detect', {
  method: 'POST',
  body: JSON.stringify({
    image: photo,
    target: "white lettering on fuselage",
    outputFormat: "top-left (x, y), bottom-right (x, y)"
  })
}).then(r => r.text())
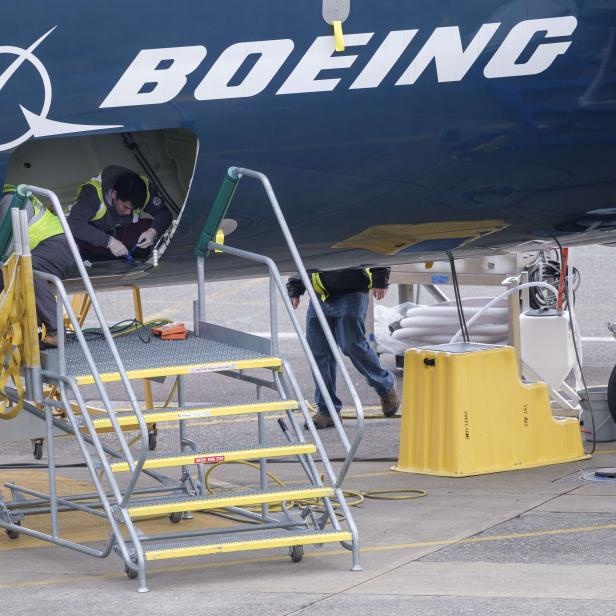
top-left (100, 45), bottom-right (207, 108)
top-left (277, 33), bottom-right (373, 94)
top-left (194, 39), bottom-right (294, 100)
top-left (395, 24), bottom-right (501, 85)
top-left (100, 16), bottom-right (578, 109)
top-left (483, 17), bottom-right (578, 78)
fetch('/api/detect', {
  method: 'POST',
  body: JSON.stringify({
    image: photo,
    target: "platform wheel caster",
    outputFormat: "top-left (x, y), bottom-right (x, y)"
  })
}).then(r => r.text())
top-left (124, 564), bottom-right (138, 580)
top-left (289, 545), bottom-right (304, 563)
top-left (33, 439), bottom-right (43, 460)
top-left (169, 511), bottom-right (183, 524)
top-left (6, 521), bottom-right (21, 540)
top-left (148, 430), bottom-right (157, 451)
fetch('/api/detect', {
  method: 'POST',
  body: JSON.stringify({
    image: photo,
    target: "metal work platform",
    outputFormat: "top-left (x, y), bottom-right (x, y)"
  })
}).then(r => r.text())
top-left (0, 171), bottom-right (364, 592)
top-left (42, 331), bottom-right (281, 385)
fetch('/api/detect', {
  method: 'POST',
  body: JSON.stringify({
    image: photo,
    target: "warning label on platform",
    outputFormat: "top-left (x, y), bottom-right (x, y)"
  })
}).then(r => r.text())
top-left (180, 410), bottom-right (213, 419)
top-left (194, 455), bottom-right (225, 464)
top-left (189, 363), bottom-right (237, 374)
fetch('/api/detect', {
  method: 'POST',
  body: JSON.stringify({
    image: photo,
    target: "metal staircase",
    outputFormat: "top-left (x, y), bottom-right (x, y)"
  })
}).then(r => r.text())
top-left (0, 169), bottom-right (364, 592)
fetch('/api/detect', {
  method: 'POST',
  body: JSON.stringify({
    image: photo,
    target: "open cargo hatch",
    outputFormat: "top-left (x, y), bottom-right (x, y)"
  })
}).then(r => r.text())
top-left (5, 128), bottom-right (198, 286)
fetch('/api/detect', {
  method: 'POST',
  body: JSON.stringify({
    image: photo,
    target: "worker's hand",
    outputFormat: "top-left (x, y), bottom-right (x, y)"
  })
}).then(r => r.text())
top-left (136, 228), bottom-right (157, 249)
top-left (107, 237), bottom-right (128, 257)
top-left (372, 288), bottom-right (387, 301)
top-left (291, 297), bottom-right (300, 310)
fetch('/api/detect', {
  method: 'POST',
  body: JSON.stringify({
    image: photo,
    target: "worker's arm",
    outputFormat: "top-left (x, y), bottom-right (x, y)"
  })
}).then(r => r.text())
top-left (142, 184), bottom-right (173, 239)
top-left (67, 185), bottom-right (112, 247)
top-left (371, 267), bottom-right (391, 300)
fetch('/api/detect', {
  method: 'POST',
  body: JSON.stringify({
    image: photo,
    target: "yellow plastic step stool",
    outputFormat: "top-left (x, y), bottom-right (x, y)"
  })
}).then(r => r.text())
top-left (393, 343), bottom-right (589, 477)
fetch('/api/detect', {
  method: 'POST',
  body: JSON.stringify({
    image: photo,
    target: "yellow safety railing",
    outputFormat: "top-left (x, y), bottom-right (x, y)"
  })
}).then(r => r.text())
top-left (0, 250), bottom-right (39, 419)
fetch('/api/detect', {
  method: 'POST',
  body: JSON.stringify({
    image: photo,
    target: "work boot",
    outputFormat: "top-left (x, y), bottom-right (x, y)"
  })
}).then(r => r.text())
top-left (306, 412), bottom-right (336, 430)
top-left (40, 331), bottom-right (58, 349)
top-left (380, 386), bottom-right (400, 417)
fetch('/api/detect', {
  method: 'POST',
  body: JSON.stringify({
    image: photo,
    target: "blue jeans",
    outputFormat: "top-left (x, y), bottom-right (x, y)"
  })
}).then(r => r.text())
top-left (306, 292), bottom-right (394, 417)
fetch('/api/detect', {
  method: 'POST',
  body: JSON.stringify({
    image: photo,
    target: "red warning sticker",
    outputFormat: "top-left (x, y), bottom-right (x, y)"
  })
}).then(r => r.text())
top-left (194, 455), bottom-right (225, 464)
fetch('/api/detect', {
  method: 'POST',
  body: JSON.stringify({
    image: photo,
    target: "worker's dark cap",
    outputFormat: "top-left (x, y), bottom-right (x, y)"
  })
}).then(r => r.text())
top-left (113, 172), bottom-right (147, 210)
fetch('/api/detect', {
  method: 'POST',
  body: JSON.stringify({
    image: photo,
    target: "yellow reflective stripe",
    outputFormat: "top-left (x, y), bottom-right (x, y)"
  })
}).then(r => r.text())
top-left (364, 268), bottom-right (373, 289)
top-left (28, 202), bottom-right (46, 226)
top-left (75, 357), bottom-right (283, 385)
top-left (111, 443), bottom-right (317, 472)
top-left (81, 176), bottom-right (107, 222)
top-left (311, 273), bottom-right (328, 301)
top-left (145, 531), bottom-right (352, 561)
top-left (129, 487), bottom-right (334, 518)
top-left (140, 175), bottom-right (150, 211)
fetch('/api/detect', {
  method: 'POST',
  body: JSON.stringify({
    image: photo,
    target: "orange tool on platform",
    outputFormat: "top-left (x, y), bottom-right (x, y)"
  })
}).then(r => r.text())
top-left (151, 322), bottom-right (187, 340)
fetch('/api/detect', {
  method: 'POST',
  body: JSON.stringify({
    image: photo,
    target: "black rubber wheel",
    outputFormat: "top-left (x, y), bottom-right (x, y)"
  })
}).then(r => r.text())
top-left (33, 440), bottom-right (43, 460)
top-left (169, 511), bottom-right (183, 524)
top-left (124, 564), bottom-right (138, 580)
top-left (290, 545), bottom-right (304, 563)
top-left (148, 430), bottom-right (157, 451)
top-left (608, 364), bottom-right (616, 424)
top-left (6, 521), bottom-right (21, 540)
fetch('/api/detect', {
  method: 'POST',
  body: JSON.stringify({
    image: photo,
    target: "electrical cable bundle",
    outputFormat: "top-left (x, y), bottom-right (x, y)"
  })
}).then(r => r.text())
top-left (69, 318), bottom-right (172, 344)
top-left (121, 133), bottom-right (180, 215)
top-left (527, 251), bottom-right (580, 310)
top-left (447, 251), bottom-right (470, 343)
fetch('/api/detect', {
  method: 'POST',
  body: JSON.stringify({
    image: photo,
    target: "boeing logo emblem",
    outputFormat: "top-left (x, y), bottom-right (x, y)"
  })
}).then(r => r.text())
top-left (0, 27), bottom-right (121, 152)
top-left (0, 17), bottom-right (579, 152)
top-left (101, 17), bottom-right (578, 108)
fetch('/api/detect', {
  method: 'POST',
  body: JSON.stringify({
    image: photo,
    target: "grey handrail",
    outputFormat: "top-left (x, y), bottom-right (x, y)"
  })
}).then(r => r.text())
top-left (21, 185), bottom-right (150, 504)
top-left (208, 238), bottom-right (364, 485)
top-left (229, 167), bottom-right (364, 456)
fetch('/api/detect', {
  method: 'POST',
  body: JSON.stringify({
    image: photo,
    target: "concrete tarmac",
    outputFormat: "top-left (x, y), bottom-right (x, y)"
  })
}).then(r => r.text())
top-left (2, 245), bottom-right (616, 614)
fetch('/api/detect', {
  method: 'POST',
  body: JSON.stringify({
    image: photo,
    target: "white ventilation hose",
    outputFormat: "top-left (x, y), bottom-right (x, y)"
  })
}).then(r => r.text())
top-left (393, 323), bottom-right (508, 340)
top-left (449, 282), bottom-right (560, 344)
top-left (387, 298), bottom-right (509, 347)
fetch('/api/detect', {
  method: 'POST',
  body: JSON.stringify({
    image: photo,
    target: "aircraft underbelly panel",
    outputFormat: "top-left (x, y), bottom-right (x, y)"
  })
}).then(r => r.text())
top-left (0, 1), bottom-right (615, 283)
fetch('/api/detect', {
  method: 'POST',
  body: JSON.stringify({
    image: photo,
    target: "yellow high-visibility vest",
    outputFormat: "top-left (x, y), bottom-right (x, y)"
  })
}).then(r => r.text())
top-left (310, 269), bottom-right (373, 302)
top-left (2, 184), bottom-right (64, 250)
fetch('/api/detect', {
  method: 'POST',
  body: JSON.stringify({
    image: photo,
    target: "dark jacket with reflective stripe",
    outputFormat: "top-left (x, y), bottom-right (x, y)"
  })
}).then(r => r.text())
top-left (67, 166), bottom-right (173, 248)
top-left (286, 267), bottom-right (390, 300)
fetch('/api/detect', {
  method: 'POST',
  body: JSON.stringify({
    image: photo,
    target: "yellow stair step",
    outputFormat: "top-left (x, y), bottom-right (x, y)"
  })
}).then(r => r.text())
top-left (87, 399), bottom-right (299, 430)
top-left (143, 530), bottom-right (352, 561)
top-left (128, 485), bottom-right (334, 518)
top-left (110, 443), bottom-right (316, 472)
top-left (75, 356), bottom-right (282, 385)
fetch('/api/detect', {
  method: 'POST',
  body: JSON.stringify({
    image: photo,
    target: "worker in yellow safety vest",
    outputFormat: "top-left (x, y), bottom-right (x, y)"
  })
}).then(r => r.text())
top-left (0, 184), bottom-right (74, 348)
top-left (67, 166), bottom-right (172, 260)
top-left (287, 268), bottom-right (399, 429)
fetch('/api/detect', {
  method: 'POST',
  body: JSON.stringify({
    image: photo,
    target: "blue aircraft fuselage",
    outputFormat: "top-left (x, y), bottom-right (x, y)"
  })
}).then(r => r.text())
top-left (1, 1), bottom-right (615, 283)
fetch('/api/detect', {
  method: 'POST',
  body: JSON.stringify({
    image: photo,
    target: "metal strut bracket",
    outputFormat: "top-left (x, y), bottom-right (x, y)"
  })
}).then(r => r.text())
top-left (322, 0), bottom-right (350, 24)
top-left (322, 0), bottom-right (350, 52)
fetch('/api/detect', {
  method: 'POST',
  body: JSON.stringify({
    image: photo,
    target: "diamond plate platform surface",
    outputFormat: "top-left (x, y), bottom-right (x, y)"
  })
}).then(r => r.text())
top-left (46, 331), bottom-right (270, 378)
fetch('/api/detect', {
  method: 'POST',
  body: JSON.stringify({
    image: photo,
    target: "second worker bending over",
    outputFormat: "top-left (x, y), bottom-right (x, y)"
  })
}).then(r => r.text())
top-left (287, 267), bottom-right (399, 429)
